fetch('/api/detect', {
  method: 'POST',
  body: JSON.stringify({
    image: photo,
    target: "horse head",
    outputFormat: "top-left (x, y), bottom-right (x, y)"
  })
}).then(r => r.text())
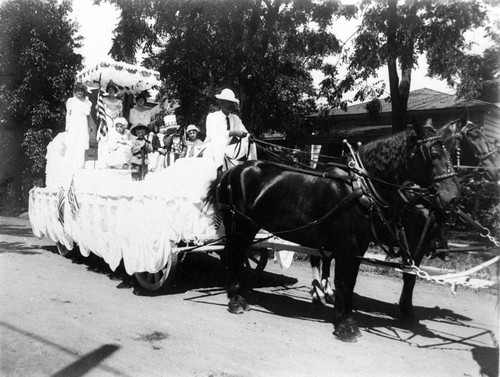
top-left (449, 117), bottom-right (500, 182)
top-left (407, 119), bottom-right (461, 210)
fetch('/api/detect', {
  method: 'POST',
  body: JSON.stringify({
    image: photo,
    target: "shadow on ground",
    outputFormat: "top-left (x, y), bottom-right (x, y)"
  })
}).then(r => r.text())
top-left (58, 249), bottom-right (297, 298)
top-left (0, 224), bottom-right (34, 238)
top-left (0, 241), bottom-right (42, 255)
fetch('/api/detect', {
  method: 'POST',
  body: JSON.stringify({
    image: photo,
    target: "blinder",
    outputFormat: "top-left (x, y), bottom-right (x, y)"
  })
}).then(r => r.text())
top-left (457, 121), bottom-right (498, 164)
top-left (411, 134), bottom-right (457, 184)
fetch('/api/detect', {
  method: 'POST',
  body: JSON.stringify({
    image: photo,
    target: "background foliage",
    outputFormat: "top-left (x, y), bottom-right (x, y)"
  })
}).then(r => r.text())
top-left (320, 0), bottom-right (498, 132)
top-left (104, 0), bottom-right (357, 143)
top-left (0, 0), bottom-right (83, 214)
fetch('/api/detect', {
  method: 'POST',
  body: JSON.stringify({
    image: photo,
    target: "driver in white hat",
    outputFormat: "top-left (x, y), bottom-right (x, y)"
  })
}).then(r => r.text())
top-left (204, 88), bottom-right (249, 169)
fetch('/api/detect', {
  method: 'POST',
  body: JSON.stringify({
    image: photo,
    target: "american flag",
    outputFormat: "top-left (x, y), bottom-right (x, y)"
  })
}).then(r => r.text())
top-left (96, 86), bottom-right (108, 140)
top-left (57, 186), bottom-right (65, 226)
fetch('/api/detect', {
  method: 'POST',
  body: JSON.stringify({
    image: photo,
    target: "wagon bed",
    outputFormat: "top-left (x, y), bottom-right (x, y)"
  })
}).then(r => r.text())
top-left (29, 158), bottom-right (308, 291)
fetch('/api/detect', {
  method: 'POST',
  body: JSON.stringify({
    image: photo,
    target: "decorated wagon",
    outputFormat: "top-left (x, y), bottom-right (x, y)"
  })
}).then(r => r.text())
top-left (29, 59), bottom-right (303, 291)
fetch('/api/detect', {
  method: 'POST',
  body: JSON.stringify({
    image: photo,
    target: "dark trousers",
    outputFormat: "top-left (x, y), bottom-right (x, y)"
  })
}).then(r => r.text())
top-left (131, 163), bottom-right (148, 181)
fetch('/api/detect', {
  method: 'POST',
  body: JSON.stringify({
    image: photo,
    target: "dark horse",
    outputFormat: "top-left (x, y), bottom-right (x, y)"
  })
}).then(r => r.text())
top-left (439, 117), bottom-right (499, 182)
top-left (397, 118), bottom-right (499, 326)
top-left (312, 117), bottom-right (499, 330)
top-left (205, 121), bottom-right (460, 342)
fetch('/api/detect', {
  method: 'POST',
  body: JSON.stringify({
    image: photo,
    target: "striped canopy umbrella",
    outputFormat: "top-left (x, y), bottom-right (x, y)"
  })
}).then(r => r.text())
top-left (76, 58), bottom-right (161, 95)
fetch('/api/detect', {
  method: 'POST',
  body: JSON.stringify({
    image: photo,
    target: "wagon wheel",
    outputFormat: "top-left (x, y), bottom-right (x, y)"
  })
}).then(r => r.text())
top-left (134, 251), bottom-right (179, 291)
top-left (56, 242), bottom-right (74, 257)
top-left (245, 248), bottom-right (269, 272)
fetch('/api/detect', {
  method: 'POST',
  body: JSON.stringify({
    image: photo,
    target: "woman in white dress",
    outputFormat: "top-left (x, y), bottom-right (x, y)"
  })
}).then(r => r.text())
top-left (65, 82), bottom-right (92, 169)
top-left (97, 82), bottom-right (123, 167)
top-left (103, 81), bottom-right (123, 132)
top-left (129, 93), bottom-right (152, 128)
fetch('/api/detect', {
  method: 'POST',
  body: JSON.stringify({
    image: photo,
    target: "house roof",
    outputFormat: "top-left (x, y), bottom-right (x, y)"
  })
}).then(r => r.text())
top-left (330, 88), bottom-right (492, 116)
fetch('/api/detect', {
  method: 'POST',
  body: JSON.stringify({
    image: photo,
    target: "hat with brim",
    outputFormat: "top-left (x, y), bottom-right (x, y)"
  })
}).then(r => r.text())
top-left (130, 123), bottom-right (150, 136)
top-left (186, 124), bottom-right (200, 133)
top-left (215, 88), bottom-right (239, 104)
top-left (164, 114), bottom-right (178, 126)
top-left (106, 81), bottom-right (118, 93)
top-left (115, 117), bottom-right (128, 127)
top-left (165, 125), bottom-right (180, 136)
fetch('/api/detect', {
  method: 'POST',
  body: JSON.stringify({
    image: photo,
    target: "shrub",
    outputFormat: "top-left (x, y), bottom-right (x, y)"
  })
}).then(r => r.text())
top-left (450, 180), bottom-right (500, 238)
top-left (21, 128), bottom-right (53, 187)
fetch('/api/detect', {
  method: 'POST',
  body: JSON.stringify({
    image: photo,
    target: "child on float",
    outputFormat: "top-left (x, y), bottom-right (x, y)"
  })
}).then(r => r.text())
top-left (181, 124), bottom-right (204, 158)
top-left (107, 117), bottom-right (133, 169)
top-left (148, 121), bottom-right (171, 172)
top-left (129, 123), bottom-right (153, 180)
top-left (163, 115), bottom-right (186, 167)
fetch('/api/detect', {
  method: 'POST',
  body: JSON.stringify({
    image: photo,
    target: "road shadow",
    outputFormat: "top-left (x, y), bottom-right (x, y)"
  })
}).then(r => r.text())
top-left (242, 288), bottom-right (332, 322)
top-left (0, 241), bottom-right (42, 255)
top-left (57, 250), bottom-right (297, 296)
top-left (52, 246), bottom-right (127, 284)
top-left (134, 253), bottom-right (298, 297)
top-left (471, 346), bottom-right (499, 377)
top-left (0, 224), bottom-right (34, 238)
top-left (352, 293), bottom-right (498, 374)
top-left (51, 344), bottom-right (122, 377)
top-left (0, 321), bottom-right (130, 377)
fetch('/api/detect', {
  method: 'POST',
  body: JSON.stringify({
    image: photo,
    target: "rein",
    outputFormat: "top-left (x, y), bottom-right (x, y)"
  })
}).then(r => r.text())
top-left (217, 131), bottom-right (457, 265)
top-left (252, 136), bottom-right (436, 195)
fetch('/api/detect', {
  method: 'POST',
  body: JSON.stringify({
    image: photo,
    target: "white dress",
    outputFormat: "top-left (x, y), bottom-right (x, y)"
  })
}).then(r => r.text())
top-left (129, 107), bottom-right (152, 127)
top-left (107, 130), bottom-right (133, 168)
top-left (98, 98), bottom-right (123, 167)
top-left (65, 96), bottom-right (92, 169)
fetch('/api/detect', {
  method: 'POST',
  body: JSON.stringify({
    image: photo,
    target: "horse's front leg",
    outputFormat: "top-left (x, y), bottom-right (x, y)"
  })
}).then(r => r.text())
top-left (332, 249), bottom-right (362, 342)
top-left (225, 233), bottom-right (255, 314)
top-left (400, 214), bottom-right (442, 329)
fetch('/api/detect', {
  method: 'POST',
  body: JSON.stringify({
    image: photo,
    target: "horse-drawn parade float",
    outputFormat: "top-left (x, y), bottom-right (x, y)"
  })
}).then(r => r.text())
top-left (29, 60), bottom-right (499, 342)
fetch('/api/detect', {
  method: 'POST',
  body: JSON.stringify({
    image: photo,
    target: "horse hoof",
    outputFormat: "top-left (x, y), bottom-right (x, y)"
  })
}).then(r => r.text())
top-left (228, 296), bottom-right (250, 314)
top-left (334, 319), bottom-right (362, 342)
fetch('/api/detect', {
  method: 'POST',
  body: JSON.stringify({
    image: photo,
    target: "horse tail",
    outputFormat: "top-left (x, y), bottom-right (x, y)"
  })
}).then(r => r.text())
top-left (204, 175), bottom-right (221, 211)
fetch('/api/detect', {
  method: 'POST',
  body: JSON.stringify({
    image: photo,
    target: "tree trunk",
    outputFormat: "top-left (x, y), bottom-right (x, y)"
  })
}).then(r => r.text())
top-left (387, 0), bottom-right (403, 133)
top-left (387, 0), bottom-right (418, 133)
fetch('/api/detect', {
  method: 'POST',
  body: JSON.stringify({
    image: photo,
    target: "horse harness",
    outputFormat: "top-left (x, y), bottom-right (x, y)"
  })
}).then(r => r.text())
top-left (452, 121), bottom-right (498, 174)
top-left (215, 131), bottom-right (455, 266)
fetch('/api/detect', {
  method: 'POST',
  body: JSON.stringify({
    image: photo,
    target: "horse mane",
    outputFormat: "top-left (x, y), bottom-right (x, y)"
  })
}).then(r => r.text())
top-left (358, 130), bottom-right (411, 184)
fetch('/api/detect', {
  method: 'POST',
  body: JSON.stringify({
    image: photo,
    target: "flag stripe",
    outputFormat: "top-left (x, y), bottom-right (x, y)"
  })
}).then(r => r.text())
top-left (96, 87), bottom-right (108, 139)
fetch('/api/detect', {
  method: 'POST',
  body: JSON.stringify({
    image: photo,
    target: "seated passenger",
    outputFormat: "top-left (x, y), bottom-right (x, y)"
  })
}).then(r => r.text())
top-left (107, 117), bottom-right (133, 169)
top-left (130, 123), bottom-right (153, 181)
top-left (181, 124), bottom-right (204, 158)
top-left (163, 115), bottom-right (186, 167)
top-left (146, 123), bottom-right (160, 172)
top-left (128, 91), bottom-right (162, 130)
top-left (149, 122), bottom-right (170, 172)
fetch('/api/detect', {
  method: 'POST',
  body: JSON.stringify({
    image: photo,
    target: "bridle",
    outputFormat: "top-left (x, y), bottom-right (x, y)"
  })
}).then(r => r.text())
top-left (453, 121), bottom-right (498, 167)
top-left (412, 132), bottom-right (457, 184)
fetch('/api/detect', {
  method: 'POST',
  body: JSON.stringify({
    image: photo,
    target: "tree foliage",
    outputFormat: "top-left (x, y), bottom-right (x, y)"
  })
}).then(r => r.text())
top-left (321, 0), bottom-right (496, 132)
top-left (0, 0), bottom-right (83, 213)
top-left (104, 0), bottom-right (356, 142)
top-left (0, 0), bottom-right (83, 133)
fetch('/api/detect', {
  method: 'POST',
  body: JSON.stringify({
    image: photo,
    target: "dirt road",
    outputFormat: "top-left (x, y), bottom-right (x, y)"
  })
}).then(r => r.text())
top-left (0, 215), bottom-right (498, 377)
